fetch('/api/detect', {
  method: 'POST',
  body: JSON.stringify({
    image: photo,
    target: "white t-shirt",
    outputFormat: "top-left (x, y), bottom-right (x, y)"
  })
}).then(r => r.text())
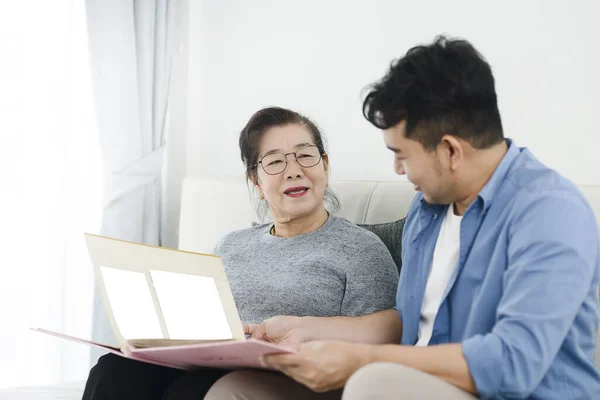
top-left (415, 204), bottom-right (463, 347)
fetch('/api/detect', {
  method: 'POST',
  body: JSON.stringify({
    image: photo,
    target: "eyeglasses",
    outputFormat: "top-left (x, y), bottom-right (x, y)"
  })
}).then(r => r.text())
top-left (256, 145), bottom-right (323, 175)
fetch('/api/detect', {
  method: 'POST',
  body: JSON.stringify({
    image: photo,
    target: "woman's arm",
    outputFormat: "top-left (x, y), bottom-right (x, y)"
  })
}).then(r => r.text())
top-left (247, 309), bottom-right (403, 346)
top-left (339, 228), bottom-right (400, 316)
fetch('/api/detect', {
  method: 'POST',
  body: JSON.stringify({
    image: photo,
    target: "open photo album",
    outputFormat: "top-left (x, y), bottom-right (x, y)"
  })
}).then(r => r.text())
top-left (33, 233), bottom-right (292, 370)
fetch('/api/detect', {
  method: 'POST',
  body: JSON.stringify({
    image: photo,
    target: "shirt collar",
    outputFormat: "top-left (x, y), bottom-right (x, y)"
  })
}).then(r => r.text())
top-left (477, 138), bottom-right (520, 212)
top-left (418, 138), bottom-right (520, 215)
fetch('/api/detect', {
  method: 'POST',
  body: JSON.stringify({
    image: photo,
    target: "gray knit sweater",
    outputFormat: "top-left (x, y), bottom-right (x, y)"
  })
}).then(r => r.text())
top-left (213, 215), bottom-right (399, 325)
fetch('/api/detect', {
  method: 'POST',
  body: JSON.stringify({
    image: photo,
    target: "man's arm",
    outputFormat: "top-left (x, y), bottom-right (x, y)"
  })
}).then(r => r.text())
top-left (369, 191), bottom-right (599, 397)
top-left (247, 309), bottom-right (403, 346)
top-left (461, 191), bottom-right (599, 398)
top-left (261, 338), bottom-right (475, 393)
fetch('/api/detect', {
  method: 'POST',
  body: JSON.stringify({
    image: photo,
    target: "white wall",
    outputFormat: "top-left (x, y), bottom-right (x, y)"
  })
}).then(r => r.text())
top-left (185, 0), bottom-right (600, 187)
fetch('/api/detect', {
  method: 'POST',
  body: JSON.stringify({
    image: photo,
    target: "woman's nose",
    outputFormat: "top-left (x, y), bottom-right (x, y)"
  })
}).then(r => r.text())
top-left (285, 155), bottom-right (304, 178)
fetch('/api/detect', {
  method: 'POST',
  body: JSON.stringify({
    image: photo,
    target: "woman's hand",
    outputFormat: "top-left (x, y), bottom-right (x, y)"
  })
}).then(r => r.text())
top-left (244, 315), bottom-right (308, 349)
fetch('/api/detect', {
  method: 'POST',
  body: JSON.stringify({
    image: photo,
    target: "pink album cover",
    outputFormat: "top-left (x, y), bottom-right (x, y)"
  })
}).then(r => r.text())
top-left (32, 328), bottom-right (293, 370)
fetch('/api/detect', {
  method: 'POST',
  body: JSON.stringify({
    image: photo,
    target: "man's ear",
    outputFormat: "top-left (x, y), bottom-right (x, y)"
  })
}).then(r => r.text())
top-left (440, 135), bottom-right (464, 172)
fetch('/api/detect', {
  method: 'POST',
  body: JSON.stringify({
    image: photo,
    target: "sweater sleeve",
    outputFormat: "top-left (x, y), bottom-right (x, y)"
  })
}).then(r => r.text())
top-left (358, 218), bottom-right (406, 274)
top-left (340, 231), bottom-right (400, 316)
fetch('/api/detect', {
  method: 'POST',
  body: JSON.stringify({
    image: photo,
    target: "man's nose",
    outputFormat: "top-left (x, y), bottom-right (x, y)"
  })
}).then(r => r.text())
top-left (395, 160), bottom-right (406, 175)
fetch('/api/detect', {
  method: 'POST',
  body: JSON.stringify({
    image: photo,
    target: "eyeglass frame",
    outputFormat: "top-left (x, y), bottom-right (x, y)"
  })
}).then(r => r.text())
top-left (254, 145), bottom-right (325, 175)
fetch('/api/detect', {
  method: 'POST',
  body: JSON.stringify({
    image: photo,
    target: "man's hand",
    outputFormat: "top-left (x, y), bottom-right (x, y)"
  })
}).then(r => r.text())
top-left (244, 315), bottom-right (307, 348)
top-left (260, 340), bottom-right (373, 393)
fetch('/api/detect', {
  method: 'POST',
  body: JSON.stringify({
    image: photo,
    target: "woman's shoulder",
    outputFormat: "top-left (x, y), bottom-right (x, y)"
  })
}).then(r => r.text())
top-left (226, 221), bottom-right (269, 238)
top-left (328, 215), bottom-right (389, 247)
top-left (327, 216), bottom-right (399, 276)
top-left (213, 222), bottom-right (269, 255)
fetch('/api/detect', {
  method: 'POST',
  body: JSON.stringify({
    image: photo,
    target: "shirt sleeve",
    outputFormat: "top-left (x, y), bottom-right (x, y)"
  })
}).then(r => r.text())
top-left (462, 190), bottom-right (599, 398)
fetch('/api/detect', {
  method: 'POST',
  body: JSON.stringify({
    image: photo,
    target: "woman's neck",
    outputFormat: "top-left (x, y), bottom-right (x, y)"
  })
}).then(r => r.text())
top-left (271, 207), bottom-right (329, 238)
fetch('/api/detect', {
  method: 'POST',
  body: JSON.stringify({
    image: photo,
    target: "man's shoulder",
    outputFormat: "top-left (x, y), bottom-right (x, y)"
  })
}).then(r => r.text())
top-left (511, 149), bottom-right (575, 190)
top-left (505, 149), bottom-right (589, 211)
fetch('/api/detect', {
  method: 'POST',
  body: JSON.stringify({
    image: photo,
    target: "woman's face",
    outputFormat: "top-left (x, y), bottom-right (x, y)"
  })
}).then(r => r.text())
top-left (254, 124), bottom-right (329, 222)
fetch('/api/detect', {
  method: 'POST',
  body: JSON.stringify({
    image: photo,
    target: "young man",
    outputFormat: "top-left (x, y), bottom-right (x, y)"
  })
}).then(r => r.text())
top-left (204, 36), bottom-right (600, 400)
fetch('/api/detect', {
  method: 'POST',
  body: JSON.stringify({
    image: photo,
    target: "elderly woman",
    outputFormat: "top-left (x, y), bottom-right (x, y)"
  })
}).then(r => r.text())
top-left (82, 107), bottom-right (399, 400)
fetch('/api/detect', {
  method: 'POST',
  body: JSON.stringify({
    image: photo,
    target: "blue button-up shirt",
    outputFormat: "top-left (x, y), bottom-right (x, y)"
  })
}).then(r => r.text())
top-left (397, 139), bottom-right (600, 399)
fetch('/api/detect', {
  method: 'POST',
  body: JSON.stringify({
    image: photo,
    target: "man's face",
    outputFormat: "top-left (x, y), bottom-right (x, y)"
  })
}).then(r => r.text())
top-left (383, 120), bottom-right (455, 204)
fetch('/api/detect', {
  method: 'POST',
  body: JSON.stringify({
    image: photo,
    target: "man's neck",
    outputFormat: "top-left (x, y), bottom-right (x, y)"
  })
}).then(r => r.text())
top-left (272, 207), bottom-right (329, 238)
top-left (453, 141), bottom-right (509, 215)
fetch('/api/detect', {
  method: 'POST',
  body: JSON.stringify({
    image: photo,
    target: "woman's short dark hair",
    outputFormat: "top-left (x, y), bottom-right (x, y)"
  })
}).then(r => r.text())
top-left (239, 107), bottom-right (340, 217)
top-left (363, 35), bottom-right (504, 150)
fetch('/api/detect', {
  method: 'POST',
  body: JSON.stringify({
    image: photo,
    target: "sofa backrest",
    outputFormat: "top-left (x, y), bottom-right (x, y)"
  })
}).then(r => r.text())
top-left (178, 177), bottom-right (600, 253)
top-left (178, 179), bottom-right (418, 253)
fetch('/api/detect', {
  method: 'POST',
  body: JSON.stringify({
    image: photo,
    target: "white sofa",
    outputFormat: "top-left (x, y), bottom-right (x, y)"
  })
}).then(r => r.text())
top-left (2, 177), bottom-right (599, 399)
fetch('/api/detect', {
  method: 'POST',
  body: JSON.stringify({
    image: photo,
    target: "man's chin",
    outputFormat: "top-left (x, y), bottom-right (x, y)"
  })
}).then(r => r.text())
top-left (421, 193), bottom-right (440, 205)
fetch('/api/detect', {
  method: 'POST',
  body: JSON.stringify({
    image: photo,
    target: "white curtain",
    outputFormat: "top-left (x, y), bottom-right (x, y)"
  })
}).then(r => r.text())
top-left (0, 0), bottom-right (102, 388)
top-left (84, 0), bottom-right (181, 364)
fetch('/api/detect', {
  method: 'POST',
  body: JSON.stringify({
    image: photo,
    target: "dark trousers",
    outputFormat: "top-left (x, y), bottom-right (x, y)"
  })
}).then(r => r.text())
top-left (83, 353), bottom-right (229, 400)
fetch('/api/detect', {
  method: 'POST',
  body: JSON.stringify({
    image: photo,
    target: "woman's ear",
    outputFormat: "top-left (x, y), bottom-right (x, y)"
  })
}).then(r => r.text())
top-left (322, 153), bottom-right (330, 188)
top-left (249, 175), bottom-right (264, 200)
top-left (252, 179), bottom-right (265, 200)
